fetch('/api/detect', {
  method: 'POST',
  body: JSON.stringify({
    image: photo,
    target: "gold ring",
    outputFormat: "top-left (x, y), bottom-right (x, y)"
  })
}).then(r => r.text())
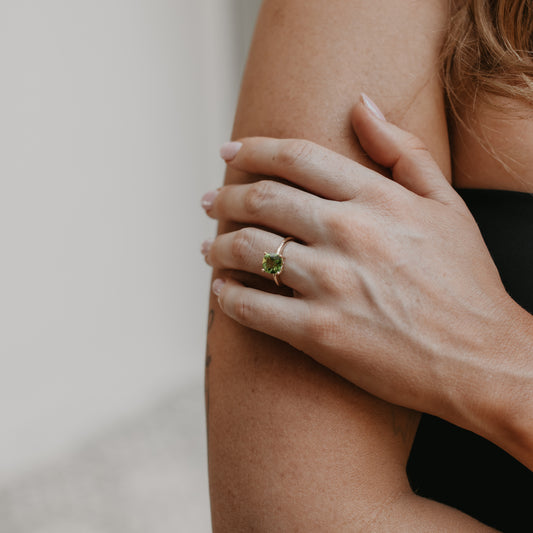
top-left (262, 236), bottom-right (295, 287)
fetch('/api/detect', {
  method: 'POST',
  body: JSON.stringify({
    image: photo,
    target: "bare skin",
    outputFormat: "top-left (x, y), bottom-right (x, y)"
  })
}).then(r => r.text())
top-left (205, 1), bottom-right (504, 530)
top-left (205, 100), bottom-right (533, 471)
top-left (452, 97), bottom-right (533, 193)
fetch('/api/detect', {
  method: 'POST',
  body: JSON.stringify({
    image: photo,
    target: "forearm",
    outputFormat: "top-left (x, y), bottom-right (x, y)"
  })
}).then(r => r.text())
top-left (441, 296), bottom-right (533, 470)
top-left (503, 303), bottom-right (533, 468)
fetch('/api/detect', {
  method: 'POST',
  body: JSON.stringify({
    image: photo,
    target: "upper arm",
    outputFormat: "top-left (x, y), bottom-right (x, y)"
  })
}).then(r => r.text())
top-left (207, 1), bottom-right (451, 530)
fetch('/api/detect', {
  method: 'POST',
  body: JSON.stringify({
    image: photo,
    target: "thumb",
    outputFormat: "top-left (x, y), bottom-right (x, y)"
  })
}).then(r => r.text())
top-left (352, 93), bottom-right (456, 205)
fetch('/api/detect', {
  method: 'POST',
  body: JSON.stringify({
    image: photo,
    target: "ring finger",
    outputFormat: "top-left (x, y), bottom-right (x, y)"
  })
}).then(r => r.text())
top-left (206, 227), bottom-right (313, 294)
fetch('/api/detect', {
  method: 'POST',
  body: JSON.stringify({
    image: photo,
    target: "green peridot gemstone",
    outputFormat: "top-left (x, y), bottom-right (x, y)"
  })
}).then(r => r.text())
top-left (262, 253), bottom-right (283, 274)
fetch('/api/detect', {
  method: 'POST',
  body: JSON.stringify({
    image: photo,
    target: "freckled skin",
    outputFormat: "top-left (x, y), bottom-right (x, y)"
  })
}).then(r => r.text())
top-left (206, 1), bottom-right (498, 530)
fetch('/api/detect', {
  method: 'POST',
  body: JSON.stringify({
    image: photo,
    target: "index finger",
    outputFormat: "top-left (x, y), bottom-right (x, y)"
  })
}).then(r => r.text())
top-left (220, 137), bottom-right (382, 202)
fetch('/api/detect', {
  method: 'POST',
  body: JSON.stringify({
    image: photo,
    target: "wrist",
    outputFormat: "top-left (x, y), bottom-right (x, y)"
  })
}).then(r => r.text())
top-left (490, 299), bottom-right (533, 469)
top-left (444, 295), bottom-right (533, 469)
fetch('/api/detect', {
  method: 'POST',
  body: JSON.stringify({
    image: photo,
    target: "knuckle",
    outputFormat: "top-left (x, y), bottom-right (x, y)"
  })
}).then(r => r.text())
top-left (363, 179), bottom-right (407, 214)
top-left (391, 133), bottom-right (433, 185)
top-left (232, 293), bottom-right (255, 324)
top-left (322, 208), bottom-right (385, 258)
top-left (372, 186), bottom-right (402, 213)
top-left (243, 180), bottom-right (274, 216)
top-left (370, 178), bottom-right (394, 199)
top-left (306, 307), bottom-right (340, 347)
top-left (322, 208), bottom-right (344, 235)
top-left (304, 247), bottom-right (352, 297)
top-left (314, 260), bottom-right (351, 297)
top-left (277, 139), bottom-right (313, 168)
top-left (322, 208), bottom-right (358, 247)
top-left (359, 175), bottom-right (394, 203)
top-left (231, 227), bottom-right (256, 264)
top-left (405, 133), bottom-right (430, 155)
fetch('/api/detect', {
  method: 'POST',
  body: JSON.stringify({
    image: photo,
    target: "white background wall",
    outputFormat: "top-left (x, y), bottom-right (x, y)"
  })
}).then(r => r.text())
top-left (0, 0), bottom-right (261, 527)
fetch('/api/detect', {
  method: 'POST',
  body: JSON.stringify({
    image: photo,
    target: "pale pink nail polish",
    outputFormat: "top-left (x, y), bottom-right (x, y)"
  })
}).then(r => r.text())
top-left (361, 93), bottom-right (386, 121)
top-left (201, 189), bottom-right (219, 210)
top-left (219, 141), bottom-right (243, 161)
top-left (201, 239), bottom-right (212, 256)
top-left (212, 278), bottom-right (226, 296)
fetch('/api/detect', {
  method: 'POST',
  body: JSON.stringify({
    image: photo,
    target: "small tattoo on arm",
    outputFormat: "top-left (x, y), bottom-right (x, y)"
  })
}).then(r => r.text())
top-left (205, 308), bottom-right (215, 442)
top-left (207, 308), bottom-right (215, 332)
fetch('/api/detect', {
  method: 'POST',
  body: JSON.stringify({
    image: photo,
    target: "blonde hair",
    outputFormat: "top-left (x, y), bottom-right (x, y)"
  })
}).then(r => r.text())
top-left (441, 0), bottom-right (533, 118)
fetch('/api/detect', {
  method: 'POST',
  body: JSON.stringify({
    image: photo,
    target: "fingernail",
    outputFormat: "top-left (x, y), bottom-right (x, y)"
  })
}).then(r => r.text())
top-left (201, 189), bottom-right (219, 210)
top-left (201, 239), bottom-right (212, 256)
top-left (212, 278), bottom-right (226, 296)
top-left (361, 93), bottom-right (386, 121)
top-left (219, 141), bottom-right (243, 161)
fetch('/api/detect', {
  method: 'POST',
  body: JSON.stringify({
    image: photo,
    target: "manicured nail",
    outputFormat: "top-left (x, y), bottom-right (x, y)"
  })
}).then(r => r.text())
top-left (201, 189), bottom-right (219, 210)
top-left (219, 141), bottom-right (243, 161)
top-left (212, 278), bottom-right (226, 296)
top-left (201, 239), bottom-right (212, 256)
top-left (361, 93), bottom-right (386, 121)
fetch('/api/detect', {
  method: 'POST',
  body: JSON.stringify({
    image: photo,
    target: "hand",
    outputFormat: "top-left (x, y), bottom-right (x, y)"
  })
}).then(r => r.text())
top-left (202, 94), bottom-right (517, 438)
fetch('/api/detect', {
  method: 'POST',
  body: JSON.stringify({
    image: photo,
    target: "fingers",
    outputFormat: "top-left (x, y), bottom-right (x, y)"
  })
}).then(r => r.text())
top-left (217, 94), bottom-right (460, 209)
top-left (212, 277), bottom-right (310, 348)
top-left (205, 180), bottom-right (327, 244)
top-left (351, 94), bottom-right (460, 206)
top-left (206, 227), bottom-right (314, 294)
top-left (219, 137), bottom-right (378, 202)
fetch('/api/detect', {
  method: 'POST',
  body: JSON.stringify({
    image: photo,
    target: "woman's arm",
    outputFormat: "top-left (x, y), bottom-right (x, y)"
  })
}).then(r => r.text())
top-left (206, 1), bottom-right (492, 529)
top-left (207, 101), bottom-right (533, 472)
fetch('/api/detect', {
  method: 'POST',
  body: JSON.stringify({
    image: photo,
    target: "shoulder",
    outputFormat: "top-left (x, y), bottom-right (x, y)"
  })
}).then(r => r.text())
top-left (451, 97), bottom-right (533, 193)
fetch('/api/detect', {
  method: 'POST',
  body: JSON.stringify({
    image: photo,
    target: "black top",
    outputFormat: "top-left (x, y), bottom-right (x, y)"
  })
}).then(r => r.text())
top-left (406, 189), bottom-right (533, 532)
